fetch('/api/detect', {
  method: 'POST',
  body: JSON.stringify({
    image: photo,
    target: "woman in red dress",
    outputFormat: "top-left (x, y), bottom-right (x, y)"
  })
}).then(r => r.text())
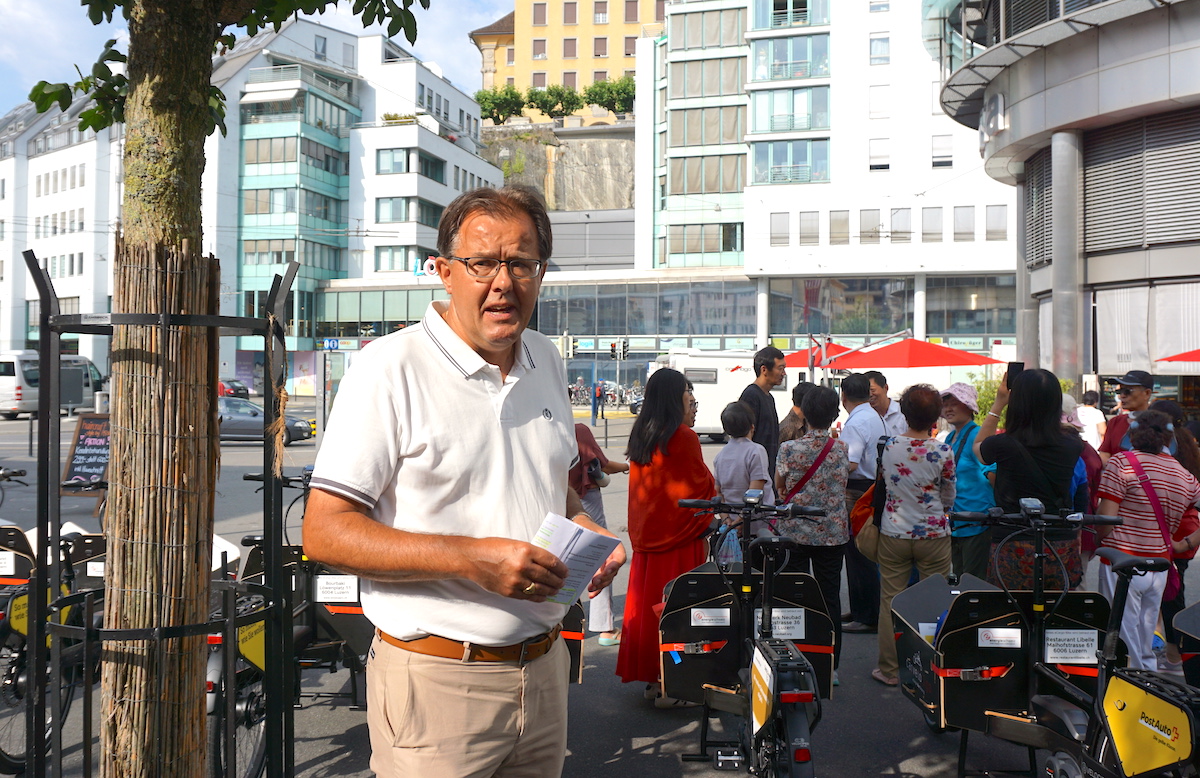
top-left (615, 368), bottom-right (716, 706)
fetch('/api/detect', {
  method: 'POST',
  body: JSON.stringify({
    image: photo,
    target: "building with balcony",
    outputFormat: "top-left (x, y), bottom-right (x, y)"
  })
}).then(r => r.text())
top-left (471, 0), bottom-right (665, 125)
top-left (630, 0), bottom-right (1019, 357)
top-left (0, 18), bottom-right (500, 392)
top-left (927, 0), bottom-right (1200, 394)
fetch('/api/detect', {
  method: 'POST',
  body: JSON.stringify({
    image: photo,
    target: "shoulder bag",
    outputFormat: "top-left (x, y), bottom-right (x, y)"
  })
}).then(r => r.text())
top-left (782, 436), bottom-right (836, 505)
top-left (1127, 453), bottom-right (1183, 601)
top-left (852, 436), bottom-right (889, 562)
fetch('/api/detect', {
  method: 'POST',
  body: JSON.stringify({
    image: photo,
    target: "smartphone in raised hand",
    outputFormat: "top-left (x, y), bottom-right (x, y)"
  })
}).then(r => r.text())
top-left (1006, 362), bottom-right (1025, 390)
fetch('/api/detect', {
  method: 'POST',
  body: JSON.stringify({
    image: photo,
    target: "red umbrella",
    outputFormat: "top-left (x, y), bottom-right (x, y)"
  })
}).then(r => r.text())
top-left (1157, 348), bottom-right (1200, 362)
top-left (784, 342), bottom-right (852, 367)
top-left (820, 338), bottom-right (1002, 369)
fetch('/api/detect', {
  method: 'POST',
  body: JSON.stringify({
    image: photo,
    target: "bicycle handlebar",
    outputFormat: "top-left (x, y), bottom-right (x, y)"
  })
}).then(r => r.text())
top-left (678, 498), bottom-right (826, 518)
top-left (950, 508), bottom-right (1122, 528)
top-left (0, 469), bottom-right (26, 480)
top-left (243, 472), bottom-right (310, 488)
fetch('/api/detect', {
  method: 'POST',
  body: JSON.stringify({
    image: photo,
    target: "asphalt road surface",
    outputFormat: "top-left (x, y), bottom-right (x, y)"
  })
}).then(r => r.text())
top-left (0, 403), bottom-right (1170, 777)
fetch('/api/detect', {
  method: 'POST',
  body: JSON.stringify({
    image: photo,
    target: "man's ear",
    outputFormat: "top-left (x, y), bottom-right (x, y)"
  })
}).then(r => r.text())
top-left (434, 256), bottom-right (454, 292)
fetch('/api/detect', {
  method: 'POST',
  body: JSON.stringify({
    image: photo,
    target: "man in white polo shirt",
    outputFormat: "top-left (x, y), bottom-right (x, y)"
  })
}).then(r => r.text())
top-left (303, 186), bottom-right (626, 778)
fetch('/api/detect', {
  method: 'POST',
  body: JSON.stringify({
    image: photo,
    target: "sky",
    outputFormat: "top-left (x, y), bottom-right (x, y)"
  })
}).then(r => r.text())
top-left (0, 0), bottom-right (511, 114)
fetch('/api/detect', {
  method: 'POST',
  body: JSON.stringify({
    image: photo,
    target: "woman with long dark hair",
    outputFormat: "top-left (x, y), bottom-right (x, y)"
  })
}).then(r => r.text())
top-left (973, 369), bottom-right (1086, 588)
top-left (1096, 410), bottom-right (1200, 670)
top-left (615, 369), bottom-right (717, 706)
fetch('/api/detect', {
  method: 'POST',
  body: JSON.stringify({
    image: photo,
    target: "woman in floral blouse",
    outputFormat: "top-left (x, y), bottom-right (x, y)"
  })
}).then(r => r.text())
top-left (774, 386), bottom-right (850, 674)
top-left (873, 384), bottom-right (956, 686)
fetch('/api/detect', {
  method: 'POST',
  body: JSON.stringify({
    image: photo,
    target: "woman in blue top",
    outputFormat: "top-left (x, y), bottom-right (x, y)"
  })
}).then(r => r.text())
top-left (940, 383), bottom-right (995, 580)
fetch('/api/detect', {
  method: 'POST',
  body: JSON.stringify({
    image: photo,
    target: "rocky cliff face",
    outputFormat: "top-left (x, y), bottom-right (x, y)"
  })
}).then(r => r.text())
top-left (480, 125), bottom-right (635, 211)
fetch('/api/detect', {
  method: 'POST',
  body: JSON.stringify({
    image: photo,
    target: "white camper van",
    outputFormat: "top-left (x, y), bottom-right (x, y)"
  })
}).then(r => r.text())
top-left (658, 350), bottom-right (807, 442)
top-left (0, 351), bottom-right (106, 419)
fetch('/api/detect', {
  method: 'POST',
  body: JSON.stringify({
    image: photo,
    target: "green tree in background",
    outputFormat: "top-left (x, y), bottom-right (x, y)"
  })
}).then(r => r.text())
top-left (474, 83), bottom-right (526, 125)
top-left (525, 84), bottom-right (584, 119)
top-left (28, 2), bottom-right (431, 775)
top-left (584, 75), bottom-right (636, 115)
top-left (968, 372), bottom-right (1075, 427)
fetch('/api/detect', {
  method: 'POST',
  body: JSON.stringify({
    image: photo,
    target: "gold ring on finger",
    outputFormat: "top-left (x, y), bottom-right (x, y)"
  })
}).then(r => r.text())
top-left (523, 582), bottom-right (538, 595)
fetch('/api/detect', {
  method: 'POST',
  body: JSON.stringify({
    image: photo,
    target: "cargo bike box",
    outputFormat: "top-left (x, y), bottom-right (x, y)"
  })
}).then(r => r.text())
top-left (658, 560), bottom-right (836, 705)
top-left (893, 574), bottom-right (1116, 736)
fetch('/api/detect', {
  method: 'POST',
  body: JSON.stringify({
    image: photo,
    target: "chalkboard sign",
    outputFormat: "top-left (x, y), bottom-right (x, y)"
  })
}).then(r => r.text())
top-left (61, 413), bottom-right (110, 493)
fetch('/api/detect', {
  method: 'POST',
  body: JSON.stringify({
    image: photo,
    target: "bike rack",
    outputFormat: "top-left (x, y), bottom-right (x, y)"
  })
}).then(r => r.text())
top-left (23, 249), bottom-right (299, 777)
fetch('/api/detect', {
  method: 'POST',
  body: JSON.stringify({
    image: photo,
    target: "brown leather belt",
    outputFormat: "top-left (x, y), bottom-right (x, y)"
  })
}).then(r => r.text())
top-left (376, 625), bottom-right (561, 666)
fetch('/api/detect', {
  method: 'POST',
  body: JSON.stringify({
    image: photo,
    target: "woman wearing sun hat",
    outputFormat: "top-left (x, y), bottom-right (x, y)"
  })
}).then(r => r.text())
top-left (940, 382), bottom-right (995, 580)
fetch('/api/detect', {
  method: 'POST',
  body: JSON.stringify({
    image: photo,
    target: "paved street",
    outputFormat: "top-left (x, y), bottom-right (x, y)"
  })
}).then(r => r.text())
top-left (0, 402), bottom-right (1169, 776)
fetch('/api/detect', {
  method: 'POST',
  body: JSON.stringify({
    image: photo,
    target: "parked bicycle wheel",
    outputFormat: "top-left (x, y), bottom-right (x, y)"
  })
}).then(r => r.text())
top-left (757, 705), bottom-right (814, 778)
top-left (206, 654), bottom-right (267, 778)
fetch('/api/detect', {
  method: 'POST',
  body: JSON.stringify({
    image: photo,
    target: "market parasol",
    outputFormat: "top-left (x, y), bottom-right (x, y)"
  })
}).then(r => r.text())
top-left (784, 342), bottom-right (852, 368)
top-left (1157, 348), bottom-right (1200, 362)
top-left (819, 338), bottom-right (1003, 369)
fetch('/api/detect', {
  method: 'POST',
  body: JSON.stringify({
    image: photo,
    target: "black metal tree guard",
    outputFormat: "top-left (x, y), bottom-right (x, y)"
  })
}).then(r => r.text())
top-left (23, 249), bottom-right (299, 777)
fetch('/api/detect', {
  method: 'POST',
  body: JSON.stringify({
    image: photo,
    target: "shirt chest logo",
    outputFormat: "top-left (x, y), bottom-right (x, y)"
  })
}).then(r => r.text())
top-left (543, 408), bottom-right (553, 420)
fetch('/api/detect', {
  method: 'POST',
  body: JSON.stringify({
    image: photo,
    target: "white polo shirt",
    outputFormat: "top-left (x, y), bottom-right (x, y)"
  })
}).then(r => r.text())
top-left (310, 301), bottom-right (576, 645)
top-left (879, 398), bottom-right (908, 437)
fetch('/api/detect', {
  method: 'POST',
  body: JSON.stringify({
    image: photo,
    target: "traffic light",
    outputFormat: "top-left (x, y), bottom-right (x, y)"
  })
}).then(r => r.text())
top-left (621, 340), bottom-right (629, 359)
top-left (610, 342), bottom-right (617, 360)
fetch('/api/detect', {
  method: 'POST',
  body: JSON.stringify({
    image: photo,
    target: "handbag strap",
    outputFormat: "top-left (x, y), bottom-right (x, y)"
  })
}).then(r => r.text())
top-left (784, 436), bottom-right (836, 504)
top-left (1008, 436), bottom-right (1070, 510)
top-left (948, 422), bottom-right (977, 466)
top-left (1127, 453), bottom-right (1174, 548)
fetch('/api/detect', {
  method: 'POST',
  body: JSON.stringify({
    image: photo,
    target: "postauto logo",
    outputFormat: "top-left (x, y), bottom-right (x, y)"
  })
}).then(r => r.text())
top-left (1139, 710), bottom-right (1181, 743)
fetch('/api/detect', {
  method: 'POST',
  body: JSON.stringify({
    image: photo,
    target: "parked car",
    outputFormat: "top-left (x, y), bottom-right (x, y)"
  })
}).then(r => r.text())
top-left (217, 397), bottom-right (313, 445)
top-left (217, 378), bottom-right (250, 399)
top-left (630, 392), bottom-right (643, 415)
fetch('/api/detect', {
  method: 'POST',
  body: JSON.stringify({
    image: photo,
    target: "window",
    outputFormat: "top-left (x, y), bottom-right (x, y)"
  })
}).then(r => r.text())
top-left (625, 36), bottom-right (637, 57)
top-left (770, 213), bottom-right (789, 246)
top-left (954, 206), bottom-right (975, 241)
top-left (314, 35), bottom-right (327, 61)
top-left (375, 246), bottom-right (408, 272)
top-left (922, 207), bottom-right (943, 242)
top-left (563, 71), bottom-right (577, 89)
top-left (932, 135), bottom-right (953, 168)
top-left (243, 188), bottom-right (297, 215)
top-left (594, 1), bottom-right (608, 23)
top-left (669, 105), bottom-right (746, 147)
top-left (244, 137), bottom-right (298, 164)
top-left (533, 72), bottom-right (547, 88)
top-left (869, 138), bottom-right (890, 171)
top-left (416, 200), bottom-right (443, 228)
top-left (35, 177), bottom-right (40, 197)
top-left (70, 167), bottom-right (76, 189)
top-left (799, 212), bottom-right (818, 245)
top-left (0, 179), bottom-right (4, 199)
top-left (0, 220), bottom-right (4, 241)
top-left (377, 148), bottom-right (407, 174)
top-left (564, 1), bottom-right (577, 23)
top-left (594, 37), bottom-right (608, 57)
top-left (79, 163), bottom-right (84, 187)
top-left (986, 205), bottom-right (1008, 241)
top-left (343, 43), bottom-right (355, 67)
top-left (869, 34), bottom-right (889, 65)
top-left (593, 70), bottom-right (608, 83)
top-left (666, 154), bottom-right (745, 194)
top-left (418, 152), bottom-right (446, 184)
top-left (749, 86), bottom-right (829, 132)
top-left (533, 39), bottom-right (547, 59)
top-left (751, 139), bottom-right (830, 183)
top-left (669, 58), bottom-right (747, 98)
top-left (533, 2), bottom-right (547, 24)
top-left (625, 0), bottom-right (639, 22)
top-left (868, 85), bottom-right (889, 119)
top-left (870, 0), bottom-right (889, 10)
top-left (564, 38), bottom-right (577, 58)
top-left (376, 197), bottom-right (406, 223)
top-left (830, 211), bottom-right (849, 245)
top-left (506, 47), bottom-right (515, 66)
top-left (890, 208), bottom-right (911, 242)
top-left (860, 210), bottom-right (882, 244)
top-left (507, 77), bottom-right (515, 86)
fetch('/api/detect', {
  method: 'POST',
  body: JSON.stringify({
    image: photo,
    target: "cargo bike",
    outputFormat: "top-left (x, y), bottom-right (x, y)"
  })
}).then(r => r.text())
top-left (660, 490), bottom-right (832, 777)
top-left (893, 496), bottom-right (1200, 778)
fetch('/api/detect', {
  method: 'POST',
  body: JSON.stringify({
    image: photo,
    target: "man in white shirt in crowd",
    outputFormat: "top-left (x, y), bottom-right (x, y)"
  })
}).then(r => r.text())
top-left (303, 186), bottom-right (625, 778)
top-left (840, 373), bottom-right (887, 634)
top-left (864, 370), bottom-right (908, 437)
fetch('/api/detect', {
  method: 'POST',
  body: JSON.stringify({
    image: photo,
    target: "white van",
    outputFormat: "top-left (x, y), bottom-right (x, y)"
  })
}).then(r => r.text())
top-left (0, 351), bottom-right (106, 419)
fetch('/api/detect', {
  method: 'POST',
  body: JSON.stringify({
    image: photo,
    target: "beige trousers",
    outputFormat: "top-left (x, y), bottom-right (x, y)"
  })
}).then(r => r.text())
top-left (366, 634), bottom-right (569, 778)
top-left (876, 533), bottom-right (951, 677)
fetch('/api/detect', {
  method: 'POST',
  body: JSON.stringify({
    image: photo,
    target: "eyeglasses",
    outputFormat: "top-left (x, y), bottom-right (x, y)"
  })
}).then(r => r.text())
top-left (1117, 387), bottom-right (1142, 396)
top-left (448, 256), bottom-right (545, 280)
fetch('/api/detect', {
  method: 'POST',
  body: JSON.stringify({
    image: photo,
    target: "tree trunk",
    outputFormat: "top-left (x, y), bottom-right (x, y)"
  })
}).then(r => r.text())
top-left (102, 2), bottom-right (222, 776)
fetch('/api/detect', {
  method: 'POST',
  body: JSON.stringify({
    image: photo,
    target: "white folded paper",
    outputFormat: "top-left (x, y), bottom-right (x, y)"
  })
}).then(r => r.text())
top-left (531, 512), bottom-right (621, 606)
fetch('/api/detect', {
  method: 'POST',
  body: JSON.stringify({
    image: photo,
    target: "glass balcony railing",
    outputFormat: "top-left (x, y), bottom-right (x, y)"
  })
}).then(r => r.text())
top-left (770, 164), bottom-right (811, 183)
top-left (754, 60), bottom-right (831, 81)
top-left (764, 113), bottom-right (829, 132)
top-left (247, 65), bottom-right (359, 108)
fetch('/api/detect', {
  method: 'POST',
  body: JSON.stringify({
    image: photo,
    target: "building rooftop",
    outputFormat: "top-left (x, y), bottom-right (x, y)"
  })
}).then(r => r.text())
top-left (470, 12), bottom-right (515, 38)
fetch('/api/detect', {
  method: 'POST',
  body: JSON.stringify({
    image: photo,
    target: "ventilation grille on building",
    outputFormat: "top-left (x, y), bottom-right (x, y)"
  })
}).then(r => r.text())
top-left (1024, 147), bottom-right (1052, 270)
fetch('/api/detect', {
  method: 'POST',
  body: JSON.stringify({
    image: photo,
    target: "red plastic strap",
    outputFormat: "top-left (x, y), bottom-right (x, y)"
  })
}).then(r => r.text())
top-left (323, 604), bottom-right (364, 615)
top-left (561, 631), bottom-right (585, 641)
top-left (660, 640), bottom-right (728, 653)
top-left (932, 664), bottom-right (1012, 680)
top-left (1054, 664), bottom-right (1099, 677)
top-left (791, 642), bottom-right (834, 654)
top-left (0, 577), bottom-right (28, 585)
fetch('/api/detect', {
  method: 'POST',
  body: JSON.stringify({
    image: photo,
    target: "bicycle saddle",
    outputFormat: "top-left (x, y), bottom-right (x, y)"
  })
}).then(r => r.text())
top-left (749, 536), bottom-right (801, 569)
top-left (1095, 547), bottom-right (1170, 574)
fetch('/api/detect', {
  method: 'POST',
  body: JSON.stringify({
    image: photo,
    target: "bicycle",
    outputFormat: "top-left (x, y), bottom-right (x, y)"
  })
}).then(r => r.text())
top-left (0, 470), bottom-right (27, 513)
top-left (894, 498), bottom-right (1200, 778)
top-left (662, 490), bottom-right (830, 777)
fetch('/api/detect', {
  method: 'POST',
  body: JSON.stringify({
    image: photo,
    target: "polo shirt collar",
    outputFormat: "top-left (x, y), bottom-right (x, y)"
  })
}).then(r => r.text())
top-left (422, 301), bottom-right (536, 378)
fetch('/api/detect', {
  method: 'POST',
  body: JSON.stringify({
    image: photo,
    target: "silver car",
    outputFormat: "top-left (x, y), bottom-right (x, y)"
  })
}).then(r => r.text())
top-left (217, 397), bottom-right (313, 446)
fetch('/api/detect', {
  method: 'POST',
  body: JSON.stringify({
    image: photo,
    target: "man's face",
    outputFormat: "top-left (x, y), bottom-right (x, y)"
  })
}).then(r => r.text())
top-left (1117, 384), bottom-right (1152, 412)
top-left (941, 395), bottom-right (972, 426)
top-left (435, 211), bottom-right (544, 367)
top-left (683, 389), bottom-right (698, 428)
top-left (868, 379), bottom-right (888, 412)
top-left (762, 358), bottom-right (786, 387)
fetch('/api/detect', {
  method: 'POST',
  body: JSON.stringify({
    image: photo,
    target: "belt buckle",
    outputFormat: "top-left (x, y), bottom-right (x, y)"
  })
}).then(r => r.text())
top-left (518, 640), bottom-right (530, 667)
top-left (959, 667), bottom-right (985, 682)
